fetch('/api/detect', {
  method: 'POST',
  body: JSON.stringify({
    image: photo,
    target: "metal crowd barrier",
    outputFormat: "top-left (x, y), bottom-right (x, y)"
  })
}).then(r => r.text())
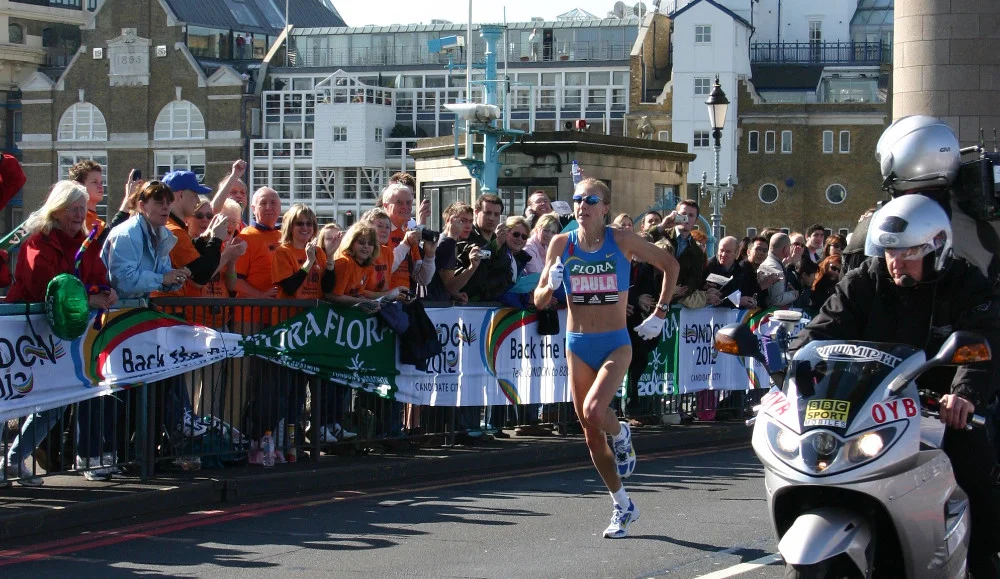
top-left (0, 298), bottom-right (764, 484)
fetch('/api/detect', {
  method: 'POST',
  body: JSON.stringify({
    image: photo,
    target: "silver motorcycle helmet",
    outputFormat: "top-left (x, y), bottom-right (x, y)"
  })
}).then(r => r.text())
top-left (865, 194), bottom-right (953, 276)
top-left (875, 115), bottom-right (960, 194)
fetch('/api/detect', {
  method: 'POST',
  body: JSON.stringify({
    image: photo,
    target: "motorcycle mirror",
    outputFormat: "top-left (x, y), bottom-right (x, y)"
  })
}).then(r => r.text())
top-left (889, 331), bottom-right (991, 395)
top-left (932, 330), bottom-right (991, 366)
top-left (715, 323), bottom-right (766, 365)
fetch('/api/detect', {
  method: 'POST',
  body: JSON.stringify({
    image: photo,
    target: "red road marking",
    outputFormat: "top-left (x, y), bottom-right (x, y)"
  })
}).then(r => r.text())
top-left (0, 440), bottom-right (750, 566)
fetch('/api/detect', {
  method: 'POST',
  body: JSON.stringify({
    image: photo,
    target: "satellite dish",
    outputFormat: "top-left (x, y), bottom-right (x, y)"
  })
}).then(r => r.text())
top-left (614, 1), bottom-right (627, 17)
top-left (633, 2), bottom-right (647, 16)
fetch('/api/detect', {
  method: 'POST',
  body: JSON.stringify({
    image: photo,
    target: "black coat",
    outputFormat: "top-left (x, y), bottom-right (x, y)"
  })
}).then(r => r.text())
top-left (455, 226), bottom-right (515, 302)
top-left (793, 257), bottom-right (1000, 408)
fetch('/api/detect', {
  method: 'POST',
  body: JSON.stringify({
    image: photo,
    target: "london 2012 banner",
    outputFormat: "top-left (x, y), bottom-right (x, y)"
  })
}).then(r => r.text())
top-left (0, 308), bottom-right (243, 422)
top-left (394, 307), bottom-right (571, 406)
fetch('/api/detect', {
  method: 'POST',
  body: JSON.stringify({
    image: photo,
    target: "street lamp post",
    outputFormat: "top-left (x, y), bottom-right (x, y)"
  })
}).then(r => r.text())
top-left (699, 75), bottom-right (733, 245)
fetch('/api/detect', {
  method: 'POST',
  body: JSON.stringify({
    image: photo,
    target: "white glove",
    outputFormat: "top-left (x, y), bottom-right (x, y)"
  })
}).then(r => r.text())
top-left (547, 257), bottom-right (564, 290)
top-left (633, 313), bottom-right (666, 341)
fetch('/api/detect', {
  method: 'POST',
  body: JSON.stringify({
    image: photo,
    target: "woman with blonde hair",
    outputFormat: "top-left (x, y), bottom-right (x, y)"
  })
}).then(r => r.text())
top-left (4, 180), bottom-right (118, 486)
top-left (329, 222), bottom-right (381, 312)
top-left (534, 177), bottom-right (679, 538)
top-left (271, 204), bottom-right (333, 301)
top-left (523, 213), bottom-right (561, 275)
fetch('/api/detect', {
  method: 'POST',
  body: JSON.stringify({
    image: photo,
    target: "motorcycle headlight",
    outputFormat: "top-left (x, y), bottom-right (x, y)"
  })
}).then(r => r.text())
top-left (847, 427), bottom-right (897, 463)
top-left (766, 422), bottom-right (800, 458)
top-left (776, 428), bottom-right (799, 454)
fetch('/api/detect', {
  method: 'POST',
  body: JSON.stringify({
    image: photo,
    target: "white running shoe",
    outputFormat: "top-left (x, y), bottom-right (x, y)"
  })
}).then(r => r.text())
top-left (175, 410), bottom-right (208, 438)
top-left (603, 499), bottom-right (640, 539)
top-left (612, 421), bottom-right (637, 478)
top-left (319, 424), bottom-right (358, 443)
top-left (75, 455), bottom-right (111, 482)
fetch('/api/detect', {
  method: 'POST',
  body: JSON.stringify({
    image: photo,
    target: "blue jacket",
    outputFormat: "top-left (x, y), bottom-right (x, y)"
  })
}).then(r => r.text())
top-left (101, 215), bottom-right (182, 298)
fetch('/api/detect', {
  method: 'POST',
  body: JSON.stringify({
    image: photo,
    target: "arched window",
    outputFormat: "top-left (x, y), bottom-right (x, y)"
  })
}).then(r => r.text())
top-left (8, 24), bottom-right (23, 45)
top-left (154, 100), bottom-right (206, 140)
top-left (758, 183), bottom-right (779, 204)
top-left (826, 184), bottom-right (847, 204)
top-left (57, 103), bottom-right (107, 141)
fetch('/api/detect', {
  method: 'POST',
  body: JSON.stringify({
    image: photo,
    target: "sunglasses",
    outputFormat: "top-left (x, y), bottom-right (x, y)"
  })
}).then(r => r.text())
top-left (294, 220), bottom-right (315, 228)
top-left (829, 267), bottom-right (841, 272)
top-left (193, 212), bottom-right (212, 220)
top-left (509, 231), bottom-right (528, 240)
top-left (572, 194), bottom-right (604, 205)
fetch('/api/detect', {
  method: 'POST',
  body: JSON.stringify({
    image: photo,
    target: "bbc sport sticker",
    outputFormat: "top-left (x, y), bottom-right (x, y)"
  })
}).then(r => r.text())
top-left (804, 399), bottom-right (850, 428)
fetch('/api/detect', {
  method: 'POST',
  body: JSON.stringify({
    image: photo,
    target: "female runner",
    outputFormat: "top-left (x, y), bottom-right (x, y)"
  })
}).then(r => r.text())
top-left (534, 178), bottom-right (678, 538)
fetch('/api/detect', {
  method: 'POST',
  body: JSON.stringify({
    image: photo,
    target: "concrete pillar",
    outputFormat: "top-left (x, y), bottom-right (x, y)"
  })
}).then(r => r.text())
top-left (893, 0), bottom-right (1000, 145)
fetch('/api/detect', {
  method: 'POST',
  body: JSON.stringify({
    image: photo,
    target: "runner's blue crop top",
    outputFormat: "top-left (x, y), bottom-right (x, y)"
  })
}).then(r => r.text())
top-left (560, 226), bottom-right (631, 305)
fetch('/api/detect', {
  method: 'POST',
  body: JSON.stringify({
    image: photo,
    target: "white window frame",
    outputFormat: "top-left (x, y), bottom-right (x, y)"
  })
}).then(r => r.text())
top-left (57, 103), bottom-right (108, 142)
top-left (826, 183), bottom-right (847, 205)
top-left (758, 183), bottom-right (779, 204)
top-left (764, 130), bottom-right (776, 153)
top-left (693, 130), bottom-right (710, 148)
top-left (839, 130), bottom-right (851, 153)
top-left (154, 150), bottom-right (207, 183)
top-left (822, 130), bottom-right (834, 153)
top-left (781, 130), bottom-right (793, 153)
top-left (333, 126), bottom-right (348, 142)
top-left (748, 130), bottom-right (759, 153)
top-left (154, 101), bottom-right (206, 140)
top-left (747, 227), bottom-right (758, 238)
top-left (374, 127), bottom-right (383, 143)
top-left (695, 25), bottom-right (712, 44)
top-left (657, 130), bottom-right (670, 141)
top-left (694, 77), bottom-right (711, 96)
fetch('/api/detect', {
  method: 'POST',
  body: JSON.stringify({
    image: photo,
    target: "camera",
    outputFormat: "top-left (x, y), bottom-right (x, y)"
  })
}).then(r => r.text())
top-left (410, 224), bottom-right (440, 243)
top-left (479, 249), bottom-right (492, 259)
top-left (674, 213), bottom-right (689, 224)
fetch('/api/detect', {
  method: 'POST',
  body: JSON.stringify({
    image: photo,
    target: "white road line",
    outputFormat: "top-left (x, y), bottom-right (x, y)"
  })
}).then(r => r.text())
top-left (691, 553), bottom-right (783, 579)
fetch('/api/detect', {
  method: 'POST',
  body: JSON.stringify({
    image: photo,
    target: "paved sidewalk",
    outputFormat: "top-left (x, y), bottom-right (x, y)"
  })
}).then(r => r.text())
top-left (0, 422), bottom-right (750, 542)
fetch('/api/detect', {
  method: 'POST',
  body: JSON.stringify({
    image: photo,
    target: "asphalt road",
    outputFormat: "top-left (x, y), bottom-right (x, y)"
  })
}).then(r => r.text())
top-left (0, 444), bottom-right (789, 578)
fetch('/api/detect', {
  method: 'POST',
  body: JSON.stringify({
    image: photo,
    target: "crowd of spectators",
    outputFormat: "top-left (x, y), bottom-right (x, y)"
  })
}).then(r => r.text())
top-left (0, 159), bottom-right (846, 484)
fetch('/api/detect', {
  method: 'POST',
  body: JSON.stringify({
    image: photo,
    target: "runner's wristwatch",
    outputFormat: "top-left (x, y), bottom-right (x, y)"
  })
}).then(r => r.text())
top-left (657, 303), bottom-right (669, 313)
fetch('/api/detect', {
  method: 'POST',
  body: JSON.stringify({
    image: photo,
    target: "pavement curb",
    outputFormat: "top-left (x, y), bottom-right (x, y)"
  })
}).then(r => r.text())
top-left (0, 422), bottom-right (750, 542)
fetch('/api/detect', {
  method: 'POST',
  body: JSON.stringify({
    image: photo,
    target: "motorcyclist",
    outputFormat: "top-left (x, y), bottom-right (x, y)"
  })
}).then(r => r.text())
top-left (842, 115), bottom-right (1000, 288)
top-left (794, 194), bottom-right (1000, 578)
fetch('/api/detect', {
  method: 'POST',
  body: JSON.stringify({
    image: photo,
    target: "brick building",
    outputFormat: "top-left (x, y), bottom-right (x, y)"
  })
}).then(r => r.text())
top-left (13, 0), bottom-right (344, 221)
top-left (731, 79), bottom-right (887, 239)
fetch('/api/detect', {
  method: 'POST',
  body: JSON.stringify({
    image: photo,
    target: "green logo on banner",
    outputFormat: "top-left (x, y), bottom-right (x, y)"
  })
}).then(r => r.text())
top-left (244, 304), bottom-right (399, 399)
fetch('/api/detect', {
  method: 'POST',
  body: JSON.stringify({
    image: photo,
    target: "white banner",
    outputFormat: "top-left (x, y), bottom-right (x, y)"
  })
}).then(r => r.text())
top-left (674, 307), bottom-right (745, 392)
top-left (395, 307), bottom-right (570, 406)
top-left (0, 308), bottom-right (243, 421)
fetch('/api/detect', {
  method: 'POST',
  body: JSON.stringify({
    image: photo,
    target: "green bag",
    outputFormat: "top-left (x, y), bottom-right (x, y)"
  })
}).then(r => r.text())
top-left (45, 273), bottom-right (90, 341)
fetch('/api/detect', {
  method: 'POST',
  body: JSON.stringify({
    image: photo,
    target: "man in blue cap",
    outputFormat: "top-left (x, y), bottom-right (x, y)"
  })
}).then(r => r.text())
top-left (155, 171), bottom-right (234, 439)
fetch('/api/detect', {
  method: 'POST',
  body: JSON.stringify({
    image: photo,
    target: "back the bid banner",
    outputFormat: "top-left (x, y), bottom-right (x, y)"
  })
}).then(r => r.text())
top-left (0, 308), bottom-right (243, 422)
top-left (394, 307), bottom-right (570, 406)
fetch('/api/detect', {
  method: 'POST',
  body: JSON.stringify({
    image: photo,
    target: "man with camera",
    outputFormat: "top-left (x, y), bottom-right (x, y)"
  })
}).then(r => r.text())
top-left (381, 182), bottom-right (437, 294)
top-left (455, 193), bottom-right (516, 302)
top-left (645, 200), bottom-right (705, 305)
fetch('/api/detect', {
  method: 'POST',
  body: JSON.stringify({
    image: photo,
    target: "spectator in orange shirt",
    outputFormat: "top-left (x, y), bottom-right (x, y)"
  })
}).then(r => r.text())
top-left (69, 159), bottom-right (106, 235)
top-left (233, 187), bottom-right (282, 455)
top-left (271, 204), bottom-right (333, 301)
top-left (381, 183), bottom-right (436, 293)
top-left (361, 207), bottom-right (414, 298)
top-left (234, 187), bottom-right (281, 309)
top-left (329, 222), bottom-right (381, 311)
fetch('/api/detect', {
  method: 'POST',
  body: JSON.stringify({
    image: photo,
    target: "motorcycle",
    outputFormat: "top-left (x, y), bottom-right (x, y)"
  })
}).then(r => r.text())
top-left (714, 311), bottom-right (991, 578)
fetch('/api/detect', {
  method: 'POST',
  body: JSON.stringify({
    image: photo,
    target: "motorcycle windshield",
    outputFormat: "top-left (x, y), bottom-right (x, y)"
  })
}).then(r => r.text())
top-left (786, 341), bottom-right (919, 433)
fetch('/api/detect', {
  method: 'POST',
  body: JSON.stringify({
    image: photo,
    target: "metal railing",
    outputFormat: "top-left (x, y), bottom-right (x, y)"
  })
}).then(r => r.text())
top-left (295, 41), bottom-right (631, 69)
top-left (0, 298), bottom-right (761, 485)
top-left (750, 41), bottom-right (891, 65)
